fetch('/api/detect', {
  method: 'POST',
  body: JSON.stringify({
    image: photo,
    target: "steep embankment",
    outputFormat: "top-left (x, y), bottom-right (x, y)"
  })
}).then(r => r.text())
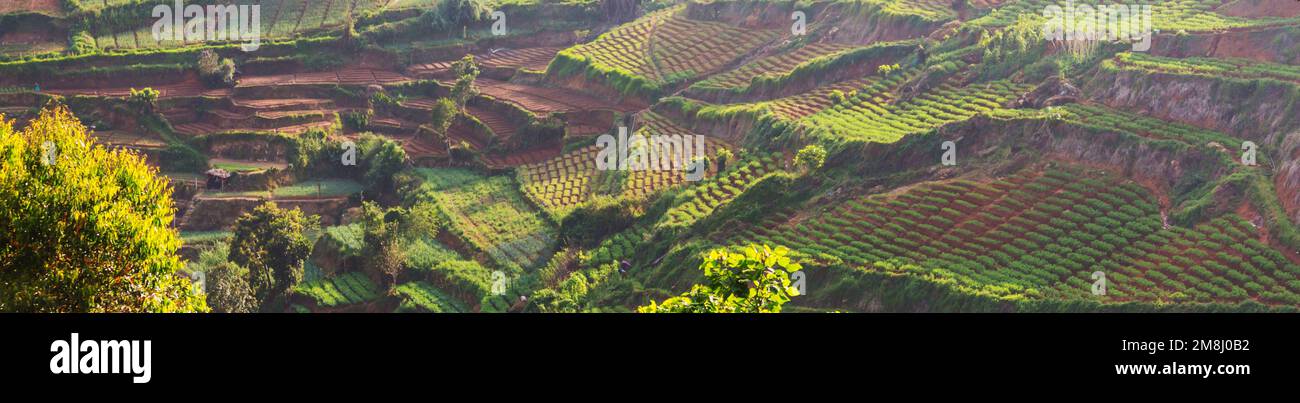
top-left (1083, 62), bottom-right (1300, 147)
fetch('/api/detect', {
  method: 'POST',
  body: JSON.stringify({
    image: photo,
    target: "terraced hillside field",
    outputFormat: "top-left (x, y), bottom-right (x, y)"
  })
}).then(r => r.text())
top-left (1109, 52), bottom-right (1300, 85)
top-left (801, 78), bottom-right (1032, 143)
top-left (689, 43), bottom-right (857, 93)
top-left (427, 174), bottom-right (557, 273)
top-left (91, 0), bottom-right (390, 50)
top-left (517, 112), bottom-right (726, 219)
top-left (551, 6), bottom-right (781, 91)
top-left (726, 165), bottom-right (1300, 306)
top-left (5, 0), bottom-right (1300, 319)
top-left (969, 0), bottom-right (1300, 32)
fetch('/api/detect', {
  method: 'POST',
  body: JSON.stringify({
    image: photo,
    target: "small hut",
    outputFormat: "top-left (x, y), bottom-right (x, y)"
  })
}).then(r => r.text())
top-left (204, 168), bottom-right (231, 190)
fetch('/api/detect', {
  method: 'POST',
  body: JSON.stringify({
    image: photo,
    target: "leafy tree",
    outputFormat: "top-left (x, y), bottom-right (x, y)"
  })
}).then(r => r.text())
top-left (206, 262), bottom-right (257, 313)
top-left (358, 134), bottom-right (409, 193)
top-left (340, 15), bottom-right (362, 51)
top-left (361, 202), bottom-right (406, 291)
top-left (0, 106), bottom-right (207, 312)
top-left (229, 202), bottom-right (318, 310)
top-left (715, 147), bottom-right (733, 171)
top-left (794, 144), bottom-right (827, 173)
top-left (429, 97), bottom-right (459, 152)
top-left (638, 244), bottom-right (803, 313)
top-left (405, 201), bottom-right (446, 236)
top-left (186, 241), bottom-right (255, 313)
top-left (449, 55), bottom-right (480, 107)
top-left (128, 87), bottom-right (159, 113)
top-left (69, 29), bottom-right (97, 55)
top-left (197, 50), bottom-right (236, 87)
top-left (422, 0), bottom-right (491, 37)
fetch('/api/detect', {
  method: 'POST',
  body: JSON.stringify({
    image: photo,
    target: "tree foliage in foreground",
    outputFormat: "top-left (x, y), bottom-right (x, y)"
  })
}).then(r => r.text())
top-left (0, 106), bottom-right (207, 312)
top-left (639, 244), bottom-right (803, 313)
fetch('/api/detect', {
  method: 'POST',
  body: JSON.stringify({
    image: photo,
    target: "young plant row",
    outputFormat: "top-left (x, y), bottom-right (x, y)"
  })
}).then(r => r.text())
top-left (1052, 103), bottom-right (1245, 151)
top-left (1111, 52), bottom-right (1300, 85)
top-left (429, 175), bottom-right (556, 272)
top-left (690, 43), bottom-right (855, 92)
top-left (802, 78), bottom-right (1029, 144)
top-left (552, 6), bottom-right (778, 89)
top-left (517, 112), bottom-right (723, 219)
top-left (90, 0), bottom-right (388, 50)
top-left (293, 271), bottom-right (382, 307)
top-left (395, 281), bottom-right (469, 313)
top-left (968, 0), bottom-right (1283, 32)
top-left (657, 152), bottom-right (783, 229)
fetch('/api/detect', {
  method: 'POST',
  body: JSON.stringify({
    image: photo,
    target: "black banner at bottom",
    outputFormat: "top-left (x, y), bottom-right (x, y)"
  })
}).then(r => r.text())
top-left (0, 314), bottom-right (1291, 392)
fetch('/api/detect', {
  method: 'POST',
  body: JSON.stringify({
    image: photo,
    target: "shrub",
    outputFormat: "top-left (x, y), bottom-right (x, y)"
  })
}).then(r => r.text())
top-left (196, 50), bottom-right (236, 87)
top-left (794, 144), bottom-right (827, 173)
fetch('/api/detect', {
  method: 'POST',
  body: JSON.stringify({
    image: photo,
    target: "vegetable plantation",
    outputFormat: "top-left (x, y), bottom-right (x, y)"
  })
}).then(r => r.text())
top-left (728, 166), bottom-right (1300, 305)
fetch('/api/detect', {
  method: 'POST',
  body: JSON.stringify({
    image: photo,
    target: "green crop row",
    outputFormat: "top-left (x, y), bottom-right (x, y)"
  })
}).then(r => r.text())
top-left (395, 281), bottom-right (469, 313)
top-left (1111, 52), bottom-right (1300, 84)
top-left (968, 0), bottom-right (1292, 32)
top-left (518, 111), bottom-right (724, 220)
top-left (293, 271), bottom-right (381, 307)
top-left (801, 79), bottom-right (1030, 144)
top-left (657, 152), bottom-right (783, 229)
top-left (429, 175), bottom-right (556, 272)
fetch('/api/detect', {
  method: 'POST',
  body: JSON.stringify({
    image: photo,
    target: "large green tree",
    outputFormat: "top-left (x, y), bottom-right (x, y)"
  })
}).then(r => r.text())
top-left (422, 0), bottom-right (491, 37)
top-left (449, 55), bottom-right (480, 107)
top-left (358, 134), bottom-right (409, 193)
top-left (429, 97), bottom-right (459, 155)
top-left (360, 201), bottom-right (406, 291)
top-left (229, 202), bottom-right (318, 309)
top-left (639, 244), bottom-right (803, 313)
top-left (0, 106), bottom-right (207, 312)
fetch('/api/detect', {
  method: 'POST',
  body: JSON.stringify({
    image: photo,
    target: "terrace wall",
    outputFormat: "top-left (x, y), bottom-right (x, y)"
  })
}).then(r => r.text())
top-left (181, 197), bottom-right (266, 231)
top-left (1150, 26), bottom-right (1300, 65)
top-left (1272, 131), bottom-right (1300, 224)
top-left (1083, 67), bottom-right (1300, 147)
top-left (181, 196), bottom-right (354, 232)
top-left (826, 115), bottom-right (1232, 213)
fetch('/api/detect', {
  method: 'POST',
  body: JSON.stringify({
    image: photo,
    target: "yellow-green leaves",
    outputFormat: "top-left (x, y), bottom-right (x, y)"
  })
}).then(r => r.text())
top-left (0, 106), bottom-right (207, 312)
top-left (639, 243), bottom-right (803, 313)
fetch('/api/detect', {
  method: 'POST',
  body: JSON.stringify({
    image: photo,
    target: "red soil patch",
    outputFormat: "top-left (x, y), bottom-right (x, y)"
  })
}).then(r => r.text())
top-left (44, 79), bottom-right (231, 98)
top-left (1217, 0), bottom-right (1300, 18)
top-left (173, 120), bottom-right (334, 137)
top-left (368, 117), bottom-right (416, 133)
top-left (484, 146), bottom-right (562, 170)
top-left (407, 47), bottom-right (561, 78)
top-left (446, 119), bottom-right (490, 150)
top-left (479, 47), bottom-right (561, 71)
top-left (0, 24), bottom-right (63, 55)
top-left (465, 105), bottom-right (517, 138)
top-left (474, 78), bottom-right (638, 115)
top-left (407, 61), bottom-right (455, 78)
top-left (232, 98), bottom-right (335, 112)
top-left (0, 0), bottom-right (62, 15)
top-left (237, 67), bottom-right (411, 88)
top-left (395, 98), bottom-right (496, 149)
top-left (399, 97), bottom-right (440, 110)
top-left (395, 132), bottom-right (449, 161)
